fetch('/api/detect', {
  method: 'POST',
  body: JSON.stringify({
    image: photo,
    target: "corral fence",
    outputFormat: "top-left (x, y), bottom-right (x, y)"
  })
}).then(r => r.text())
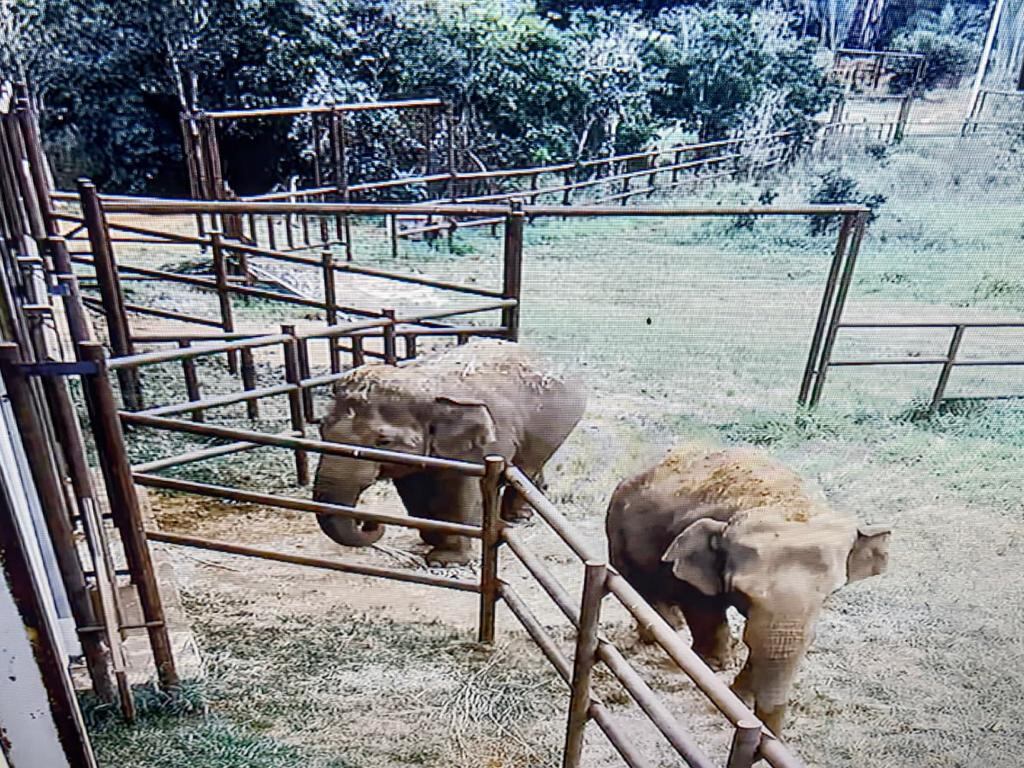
top-left (963, 88), bottom-right (1024, 132)
top-left (180, 97), bottom-right (803, 247)
top-left (826, 48), bottom-right (926, 142)
top-left (28, 193), bottom-right (876, 768)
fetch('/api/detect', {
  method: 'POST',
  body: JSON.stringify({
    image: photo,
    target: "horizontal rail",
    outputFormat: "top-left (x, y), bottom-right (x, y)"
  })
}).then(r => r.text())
top-left (835, 47), bottom-right (926, 59)
top-left (521, 204), bottom-right (866, 217)
top-left (100, 200), bottom-right (513, 216)
top-left (146, 529), bottom-right (478, 592)
top-left (134, 474), bottom-right (482, 539)
top-left (81, 295), bottom-right (224, 328)
top-left (119, 412), bottom-right (487, 476)
top-left (139, 382), bottom-right (297, 418)
top-left (108, 333), bottom-right (292, 370)
top-left (837, 321), bottom-right (1024, 329)
top-left (131, 439), bottom-right (269, 473)
top-left (201, 98), bottom-right (446, 120)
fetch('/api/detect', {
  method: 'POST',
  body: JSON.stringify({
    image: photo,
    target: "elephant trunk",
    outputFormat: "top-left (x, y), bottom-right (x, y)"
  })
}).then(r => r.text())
top-left (312, 455), bottom-right (383, 547)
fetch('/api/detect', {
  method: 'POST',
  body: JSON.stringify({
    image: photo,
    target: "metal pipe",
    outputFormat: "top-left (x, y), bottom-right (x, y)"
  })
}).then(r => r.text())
top-left (562, 561), bottom-right (606, 768)
top-left (132, 473), bottom-right (482, 538)
top-left (120, 412), bottom-right (487, 476)
top-left (477, 456), bottom-right (504, 643)
top-left (147, 529), bottom-right (479, 592)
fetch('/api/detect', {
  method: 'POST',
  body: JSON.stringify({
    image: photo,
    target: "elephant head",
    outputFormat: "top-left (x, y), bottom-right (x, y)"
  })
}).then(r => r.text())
top-left (662, 507), bottom-right (891, 734)
top-left (311, 373), bottom-right (499, 547)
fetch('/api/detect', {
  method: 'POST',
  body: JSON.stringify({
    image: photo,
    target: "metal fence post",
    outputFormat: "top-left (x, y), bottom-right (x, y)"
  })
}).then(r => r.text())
top-left (478, 455), bottom-right (505, 644)
top-left (382, 308), bottom-right (398, 364)
top-left (178, 340), bottom-right (204, 422)
top-left (809, 212), bottom-right (869, 408)
top-left (77, 178), bottom-right (142, 409)
top-left (502, 202), bottom-right (524, 341)
top-left (563, 560), bottom-right (607, 768)
top-left (799, 214), bottom-right (854, 405)
top-left (930, 324), bottom-right (966, 414)
top-left (726, 719), bottom-right (763, 768)
top-left (210, 230), bottom-right (238, 374)
top-left (321, 249), bottom-right (340, 374)
top-left (0, 343), bottom-right (117, 703)
top-left (281, 325), bottom-right (309, 485)
top-left (77, 341), bottom-right (179, 689)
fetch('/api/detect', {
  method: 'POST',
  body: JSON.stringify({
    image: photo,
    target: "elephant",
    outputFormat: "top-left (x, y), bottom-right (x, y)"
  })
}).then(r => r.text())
top-left (606, 442), bottom-right (891, 735)
top-left (312, 339), bottom-right (586, 566)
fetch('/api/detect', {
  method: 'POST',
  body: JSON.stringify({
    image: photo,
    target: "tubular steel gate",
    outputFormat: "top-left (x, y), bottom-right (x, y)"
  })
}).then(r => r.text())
top-left (38, 195), bottom-right (872, 767)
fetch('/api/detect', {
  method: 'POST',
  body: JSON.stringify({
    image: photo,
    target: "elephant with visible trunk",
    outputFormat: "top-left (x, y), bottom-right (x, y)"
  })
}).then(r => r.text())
top-left (312, 340), bottom-right (586, 566)
top-left (606, 442), bottom-right (891, 735)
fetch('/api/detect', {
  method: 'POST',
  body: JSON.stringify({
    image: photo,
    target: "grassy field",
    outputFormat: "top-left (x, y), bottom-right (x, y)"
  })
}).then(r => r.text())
top-left (87, 134), bottom-right (1024, 767)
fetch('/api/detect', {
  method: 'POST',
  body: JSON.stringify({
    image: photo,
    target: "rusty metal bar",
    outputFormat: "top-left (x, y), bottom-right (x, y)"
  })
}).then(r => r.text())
top-left (210, 230), bottom-right (237, 373)
top-left (131, 439), bottom-right (266, 474)
top-left (799, 214), bottom-right (853, 404)
top-left (120, 412), bottom-right (487, 476)
top-left (147, 529), bottom-right (479, 592)
top-left (0, 344), bottom-right (117, 702)
top-left (382, 308), bottom-right (398, 365)
top-left (809, 213), bottom-right (869, 408)
top-left (281, 325), bottom-right (309, 485)
top-left (178, 340), bottom-right (204, 422)
top-left (502, 203), bottom-right (523, 341)
top-left (76, 342), bottom-right (179, 688)
top-left (204, 98), bottom-right (445, 120)
top-left (930, 325), bottom-right (967, 412)
top-left (727, 720), bottom-right (763, 768)
top-left (563, 561), bottom-right (606, 768)
top-left (477, 456), bottom-right (504, 644)
top-left (240, 347), bottom-right (260, 420)
top-left (132, 473), bottom-right (481, 538)
top-left (498, 583), bottom-right (651, 768)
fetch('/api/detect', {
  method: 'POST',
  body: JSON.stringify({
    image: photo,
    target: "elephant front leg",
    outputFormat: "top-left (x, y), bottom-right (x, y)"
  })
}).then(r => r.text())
top-left (679, 599), bottom-right (733, 671)
top-left (393, 473), bottom-right (444, 547)
top-left (422, 472), bottom-right (480, 567)
top-left (500, 468), bottom-right (543, 523)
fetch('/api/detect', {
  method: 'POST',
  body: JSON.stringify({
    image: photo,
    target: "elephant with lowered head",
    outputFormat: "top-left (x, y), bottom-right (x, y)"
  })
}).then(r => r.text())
top-left (606, 442), bottom-right (891, 735)
top-left (313, 339), bottom-right (586, 566)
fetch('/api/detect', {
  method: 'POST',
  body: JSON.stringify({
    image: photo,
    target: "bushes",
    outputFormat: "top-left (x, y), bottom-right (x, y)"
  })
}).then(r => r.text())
top-left (807, 169), bottom-right (886, 234)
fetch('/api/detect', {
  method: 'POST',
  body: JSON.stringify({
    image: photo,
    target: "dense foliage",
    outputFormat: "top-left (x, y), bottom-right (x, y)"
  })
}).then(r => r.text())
top-left (0, 0), bottom-right (995, 195)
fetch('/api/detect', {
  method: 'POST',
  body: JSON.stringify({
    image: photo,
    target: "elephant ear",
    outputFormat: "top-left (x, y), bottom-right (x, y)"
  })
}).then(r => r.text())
top-left (428, 396), bottom-right (498, 458)
top-left (846, 524), bottom-right (892, 583)
top-left (661, 519), bottom-right (728, 596)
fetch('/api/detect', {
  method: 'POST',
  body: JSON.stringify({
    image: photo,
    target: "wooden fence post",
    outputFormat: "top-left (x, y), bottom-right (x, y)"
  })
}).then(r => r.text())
top-left (502, 202), bottom-right (524, 342)
top-left (478, 455), bottom-right (505, 644)
top-left (562, 560), bottom-right (607, 768)
top-left (77, 178), bottom-right (142, 410)
top-left (240, 347), bottom-right (260, 420)
top-left (77, 342), bottom-right (179, 689)
top-left (281, 325), bottom-right (309, 486)
top-left (321, 249), bottom-right (340, 374)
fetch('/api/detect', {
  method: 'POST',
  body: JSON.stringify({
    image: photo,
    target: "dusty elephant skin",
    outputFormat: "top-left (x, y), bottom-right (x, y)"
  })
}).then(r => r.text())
top-left (606, 442), bottom-right (892, 736)
top-left (312, 339), bottom-right (586, 566)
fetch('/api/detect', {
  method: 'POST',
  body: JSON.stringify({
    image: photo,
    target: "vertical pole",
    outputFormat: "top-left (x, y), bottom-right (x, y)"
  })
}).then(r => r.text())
top-left (809, 213), bottom-right (868, 408)
top-left (390, 214), bottom-right (399, 259)
top-left (77, 342), bottom-right (179, 688)
top-left (337, 110), bottom-right (354, 261)
top-left (178, 340), bottom-right (204, 422)
top-left (77, 179), bottom-right (141, 409)
top-left (14, 86), bottom-right (59, 238)
top-left (321, 249), bottom-right (340, 374)
top-left (478, 455), bottom-right (504, 645)
top-left (930, 325), bottom-right (966, 414)
top-left (799, 214), bottom-right (853, 405)
top-left (382, 308), bottom-right (398, 365)
top-left (240, 347), bottom-right (260, 420)
top-left (210, 231), bottom-right (238, 374)
top-left (725, 720), bottom-right (763, 768)
top-left (446, 103), bottom-right (458, 203)
top-left (405, 333), bottom-right (417, 360)
top-left (0, 344), bottom-right (117, 703)
top-left (351, 335), bottom-right (365, 367)
top-left (967, 0), bottom-right (1006, 123)
top-left (502, 202), bottom-right (524, 342)
top-left (281, 326), bottom-right (310, 485)
top-left (562, 560), bottom-right (607, 768)
top-left (297, 337), bottom-right (314, 423)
